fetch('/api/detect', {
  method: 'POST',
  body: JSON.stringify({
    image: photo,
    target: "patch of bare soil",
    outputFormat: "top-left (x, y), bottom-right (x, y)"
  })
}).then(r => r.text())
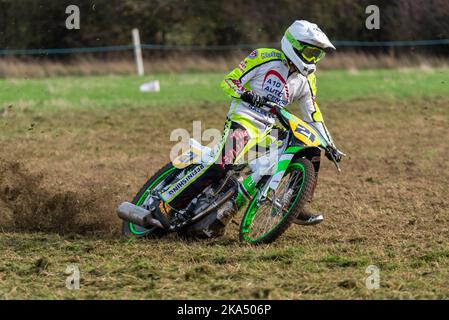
top-left (0, 159), bottom-right (114, 235)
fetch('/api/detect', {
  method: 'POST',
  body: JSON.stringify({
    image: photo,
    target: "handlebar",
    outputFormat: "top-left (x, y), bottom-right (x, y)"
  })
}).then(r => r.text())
top-left (262, 100), bottom-right (284, 113)
top-left (262, 100), bottom-right (345, 174)
top-left (261, 100), bottom-right (290, 129)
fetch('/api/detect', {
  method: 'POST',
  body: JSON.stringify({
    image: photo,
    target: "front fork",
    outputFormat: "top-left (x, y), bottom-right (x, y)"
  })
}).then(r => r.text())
top-left (234, 145), bottom-right (305, 209)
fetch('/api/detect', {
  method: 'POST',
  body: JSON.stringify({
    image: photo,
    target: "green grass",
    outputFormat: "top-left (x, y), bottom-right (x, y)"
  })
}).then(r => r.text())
top-left (1, 68), bottom-right (448, 110)
top-left (317, 68), bottom-right (449, 101)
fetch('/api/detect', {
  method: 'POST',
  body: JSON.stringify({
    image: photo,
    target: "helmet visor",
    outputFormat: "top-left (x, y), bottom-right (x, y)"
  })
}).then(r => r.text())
top-left (285, 31), bottom-right (326, 64)
top-left (300, 45), bottom-right (326, 63)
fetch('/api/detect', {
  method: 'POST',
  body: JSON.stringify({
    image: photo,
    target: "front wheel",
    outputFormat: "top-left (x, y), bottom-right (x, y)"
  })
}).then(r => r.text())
top-left (239, 157), bottom-right (316, 245)
top-left (122, 163), bottom-right (177, 239)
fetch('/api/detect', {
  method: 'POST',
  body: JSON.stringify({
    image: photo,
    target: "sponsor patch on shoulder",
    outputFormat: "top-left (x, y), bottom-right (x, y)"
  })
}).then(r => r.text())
top-left (261, 51), bottom-right (282, 60)
top-left (248, 50), bottom-right (258, 59)
top-left (238, 60), bottom-right (247, 72)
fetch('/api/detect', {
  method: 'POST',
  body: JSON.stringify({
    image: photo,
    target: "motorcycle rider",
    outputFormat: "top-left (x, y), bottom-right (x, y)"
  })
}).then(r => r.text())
top-left (157, 20), bottom-right (344, 228)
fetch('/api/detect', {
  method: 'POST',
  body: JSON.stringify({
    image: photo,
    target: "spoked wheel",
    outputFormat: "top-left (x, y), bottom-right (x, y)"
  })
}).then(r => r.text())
top-left (122, 163), bottom-right (177, 239)
top-left (239, 158), bottom-right (316, 245)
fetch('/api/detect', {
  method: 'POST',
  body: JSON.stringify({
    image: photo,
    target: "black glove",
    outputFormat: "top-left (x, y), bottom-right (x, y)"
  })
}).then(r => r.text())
top-left (325, 146), bottom-right (343, 163)
top-left (241, 91), bottom-right (267, 108)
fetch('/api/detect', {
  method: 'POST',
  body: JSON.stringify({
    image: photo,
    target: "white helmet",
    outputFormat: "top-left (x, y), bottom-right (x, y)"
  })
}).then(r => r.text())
top-left (281, 20), bottom-right (335, 76)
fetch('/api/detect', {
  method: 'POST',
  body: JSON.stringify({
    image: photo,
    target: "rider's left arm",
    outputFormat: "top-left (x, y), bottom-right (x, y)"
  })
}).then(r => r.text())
top-left (295, 74), bottom-right (336, 148)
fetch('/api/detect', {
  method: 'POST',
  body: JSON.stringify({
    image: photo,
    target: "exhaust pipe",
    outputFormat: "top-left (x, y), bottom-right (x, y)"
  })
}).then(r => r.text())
top-left (116, 202), bottom-right (164, 229)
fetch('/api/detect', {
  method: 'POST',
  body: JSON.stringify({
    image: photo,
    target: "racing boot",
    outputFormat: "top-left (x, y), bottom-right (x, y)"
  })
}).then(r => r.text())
top-left (153, 198), bottom-right (199, 230)
top-left (152, 200), bottom-right (175, 230)
top-left (293, 206), bottom-right (324, 226)
top-left (293, 163), bottom-right (324, 226)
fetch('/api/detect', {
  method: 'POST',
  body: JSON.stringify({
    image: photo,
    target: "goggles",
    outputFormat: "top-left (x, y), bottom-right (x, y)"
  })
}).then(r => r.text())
top-left (286, 31), bottom-right (326, 64)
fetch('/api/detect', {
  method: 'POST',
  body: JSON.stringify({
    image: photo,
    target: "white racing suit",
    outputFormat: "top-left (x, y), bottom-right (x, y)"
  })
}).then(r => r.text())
top-left (222, 48), bottom-right (291, 134)
top-left (166, 48), bottom-right (292, 210)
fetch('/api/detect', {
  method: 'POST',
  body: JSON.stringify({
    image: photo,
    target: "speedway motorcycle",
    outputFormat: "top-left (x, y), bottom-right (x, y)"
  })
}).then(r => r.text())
top-left (117, 101), bottom-right (342, 244)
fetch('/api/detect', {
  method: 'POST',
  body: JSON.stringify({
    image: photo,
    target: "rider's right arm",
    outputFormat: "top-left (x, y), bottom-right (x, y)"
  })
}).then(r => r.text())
top-left (220, 50), bottom-right (260, 99)
top-left (220, 49), bottom-right (284, 100)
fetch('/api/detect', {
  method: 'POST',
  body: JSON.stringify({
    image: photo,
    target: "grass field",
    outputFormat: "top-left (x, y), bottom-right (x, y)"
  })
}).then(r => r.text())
top-left (1, 69), bottom-right (449, 299)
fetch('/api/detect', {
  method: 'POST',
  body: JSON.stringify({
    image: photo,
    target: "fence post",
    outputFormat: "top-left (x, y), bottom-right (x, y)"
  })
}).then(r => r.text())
top-left (132, 28), bottom-right (144, 76)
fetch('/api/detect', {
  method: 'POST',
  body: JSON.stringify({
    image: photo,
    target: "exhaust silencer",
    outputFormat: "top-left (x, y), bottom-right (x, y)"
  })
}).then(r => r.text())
top-left (116, 202), bottom-right (164, 229)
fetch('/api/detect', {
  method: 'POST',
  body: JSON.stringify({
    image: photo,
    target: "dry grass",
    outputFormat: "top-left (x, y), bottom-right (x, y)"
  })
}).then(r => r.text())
top-left (1, 52), bottom-right (448, 78)
top-left (0, 89), bottom-right (448, 298)
top-left (320, 52), bottom-right (449, 71)
top-left (0, 54), bottom-right (239, 78)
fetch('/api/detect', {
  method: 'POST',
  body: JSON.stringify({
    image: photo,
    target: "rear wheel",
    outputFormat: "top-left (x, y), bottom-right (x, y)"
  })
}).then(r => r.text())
top-left (239, 158), bottom-right (315, 245)
top-left (121, 163), bottom-right (177, 239)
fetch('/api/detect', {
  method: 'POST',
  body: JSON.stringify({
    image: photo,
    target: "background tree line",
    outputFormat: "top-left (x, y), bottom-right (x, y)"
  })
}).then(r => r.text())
top-left (0, 0), bottom-right (448, 56)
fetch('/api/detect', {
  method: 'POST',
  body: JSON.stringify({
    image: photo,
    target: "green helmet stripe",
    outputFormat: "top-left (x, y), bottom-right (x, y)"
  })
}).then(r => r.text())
top-left (285, 31), bottom-right (303, 50)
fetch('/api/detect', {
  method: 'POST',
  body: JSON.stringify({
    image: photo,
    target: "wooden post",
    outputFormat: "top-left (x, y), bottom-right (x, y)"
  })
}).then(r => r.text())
top-left (132, 28), bottom-right (144, 76)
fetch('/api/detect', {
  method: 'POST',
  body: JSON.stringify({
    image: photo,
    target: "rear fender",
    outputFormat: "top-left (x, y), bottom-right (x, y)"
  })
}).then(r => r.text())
top-left (172, 139), bottom-right (214, 169)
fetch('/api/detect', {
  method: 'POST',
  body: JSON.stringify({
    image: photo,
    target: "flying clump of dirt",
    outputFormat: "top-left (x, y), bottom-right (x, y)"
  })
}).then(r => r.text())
top-left (0, 159), bottom-right (116, 235)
